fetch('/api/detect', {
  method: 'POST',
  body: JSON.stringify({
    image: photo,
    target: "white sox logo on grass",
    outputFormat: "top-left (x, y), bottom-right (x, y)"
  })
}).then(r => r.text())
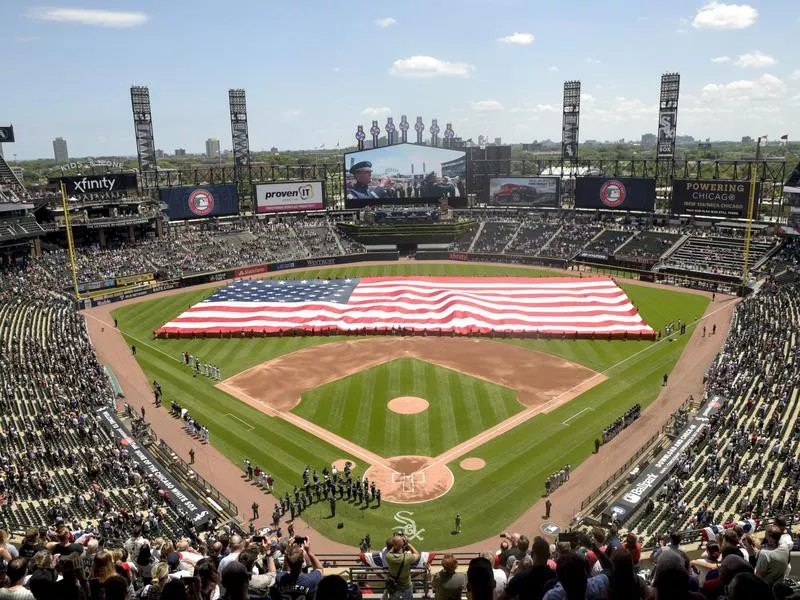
top-left (394, 511), bottom-right (425, 541)
top-left (599, 180), bottom-right (626, 208)
top-left (188, 188), bottom-right (215, 216)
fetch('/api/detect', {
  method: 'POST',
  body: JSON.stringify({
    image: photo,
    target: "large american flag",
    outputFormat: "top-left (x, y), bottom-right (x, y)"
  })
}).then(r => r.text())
top-left (155, 276), bottom-right (654, 337)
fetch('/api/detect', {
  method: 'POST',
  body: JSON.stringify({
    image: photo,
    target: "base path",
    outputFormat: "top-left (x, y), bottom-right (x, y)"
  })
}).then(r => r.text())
top-left (446, 292), bottom-right (738, 553)
top-left (221, 336), bottom-right (605, 502)
top-left (83, 260), bottom-right (734, 553)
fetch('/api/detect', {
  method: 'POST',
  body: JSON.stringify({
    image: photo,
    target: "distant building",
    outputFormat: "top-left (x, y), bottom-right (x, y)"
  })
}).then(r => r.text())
top-left (174, 148), bottom-right (186, 157)
top-left (676, 135), bottom-right (695, 143)
top-left (205, 138), bottom-right (220, 158)
top-left (53, 137), bottom-right (68, 162)
top-left (641, 133), bottom-right (657, 145)
top-left (270, 147), bottom-right (279, 153)
top-left (155, 149), bottom-right (165, 159)
top-left (741, 136), bottom-right (754, 145)
top-left (493, 137), bottom-right (502, 146)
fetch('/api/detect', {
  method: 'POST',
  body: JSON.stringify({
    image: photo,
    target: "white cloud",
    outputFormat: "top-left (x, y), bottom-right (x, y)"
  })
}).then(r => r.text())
top-left (581, 93), bottom-right (596, 104)
top-left (548, 66), bottom-right (560, 72)
top-left (692, 2), bottom-right (758, 30)
top-left (793, 94), bottom-right (800, 102)
top-left (471, 100), bottom-right (504, 111)
top-left (510, 103), bottom-right (558, 113)
top-left (791, 70), bottom-right (800, 80)
top-left (28, 7), bottom-right (149, 27)
top-left (361, 107), bottom-right (391, 117)
top-left (701, 73), bottom-right (786, 102)
top-left (732, 51), bottom-right (776, 68)
top-left (497, 32), bottom-right (535, 45)
top-left (676, 28), bottom-right (689, 34)
top-left (374, 17), bottom-right (397, 27)
top-left (711, 56), bottom-right (731, 63)
top-left (585, 57), bottom-right (602, 64)
top-left (389, 56), bottom-right (474, 78)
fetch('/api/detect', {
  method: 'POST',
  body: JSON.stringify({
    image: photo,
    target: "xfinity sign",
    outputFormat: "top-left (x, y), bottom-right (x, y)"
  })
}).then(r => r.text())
top-left (57, 173), bottom-right (138, 196)
top-left (254, 181), bottom-right (324, 213)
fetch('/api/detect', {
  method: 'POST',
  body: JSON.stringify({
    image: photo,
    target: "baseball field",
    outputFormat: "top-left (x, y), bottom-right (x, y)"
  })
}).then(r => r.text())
top-left (110, 262), bottom-right (709, 548)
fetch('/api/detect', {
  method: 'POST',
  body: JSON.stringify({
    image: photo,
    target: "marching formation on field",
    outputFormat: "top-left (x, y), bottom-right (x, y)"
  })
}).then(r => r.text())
top-left (267, 462), bottom-right (383, 525)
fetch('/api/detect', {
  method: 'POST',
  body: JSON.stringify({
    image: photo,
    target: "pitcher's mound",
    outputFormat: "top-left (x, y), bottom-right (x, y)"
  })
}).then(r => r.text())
top-left (365, 456), bottom-right (453, 503)
top-left (460, 458), bottom-right (486, 471)
top-left (388, 396), bottom-right (429, 414)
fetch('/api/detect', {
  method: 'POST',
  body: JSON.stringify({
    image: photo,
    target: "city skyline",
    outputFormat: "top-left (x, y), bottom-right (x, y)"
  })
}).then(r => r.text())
top-left (1, 1), bottom-right (798, 159)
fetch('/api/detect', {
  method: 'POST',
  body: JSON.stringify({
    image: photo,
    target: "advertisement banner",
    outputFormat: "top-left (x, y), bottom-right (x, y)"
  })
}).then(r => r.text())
top-left (254, 181), bottom-right (324, 213)
top-left (575, 177), bottom-right (656, 211)
top-left (234, 264), bottom-right (269, 278)
top-left (671, 179), bottom-right (760, 218)
top-left (98, 408), bottom-right (212, 527)
top-left (160, 185), bottom-right (239, 220)
top-left (344, 143), bottom-right (467, 208)
top-left (657, 110), bottom-right (677, 158)
top-left (604, 396), bottom-right (723, 522)
top-left (488, 177), bottom-right (560, 207)
top-left (56, 173), bottom-right (139, 196)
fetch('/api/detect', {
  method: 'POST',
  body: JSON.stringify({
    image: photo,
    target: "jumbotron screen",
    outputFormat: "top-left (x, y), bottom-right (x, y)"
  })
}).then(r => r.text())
top-left (344, 143), bottom-right (466, 208)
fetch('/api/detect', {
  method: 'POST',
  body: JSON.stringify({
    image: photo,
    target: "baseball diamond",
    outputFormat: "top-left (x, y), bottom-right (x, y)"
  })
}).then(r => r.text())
top-left (97, 261), bottom-right (711, 548)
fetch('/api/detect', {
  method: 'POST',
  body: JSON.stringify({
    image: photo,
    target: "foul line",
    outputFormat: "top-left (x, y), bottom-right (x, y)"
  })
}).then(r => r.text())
top-left (418, 299), bottom-right (735, 474)
top-left (562, 407), bottom-right (594, 425)
top-left (225, 413), bottom-right (255, 431)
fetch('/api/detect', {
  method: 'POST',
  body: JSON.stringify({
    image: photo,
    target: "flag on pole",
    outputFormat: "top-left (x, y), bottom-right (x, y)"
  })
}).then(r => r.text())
top-left (155, 276), bottom-right (655, 337)
top-left (780, 134), bottom-right (789, 145)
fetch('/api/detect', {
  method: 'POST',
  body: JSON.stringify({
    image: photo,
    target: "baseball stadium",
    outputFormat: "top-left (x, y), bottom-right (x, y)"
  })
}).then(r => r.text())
top-left (3, 4), bottom-right (800, 599)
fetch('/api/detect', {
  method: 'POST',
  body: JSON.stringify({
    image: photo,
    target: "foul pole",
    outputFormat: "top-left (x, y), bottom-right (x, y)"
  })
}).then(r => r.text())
top-left (741, 141), bottom-right (761, 292)
top-left (59, 182), bottom-right (81, 300)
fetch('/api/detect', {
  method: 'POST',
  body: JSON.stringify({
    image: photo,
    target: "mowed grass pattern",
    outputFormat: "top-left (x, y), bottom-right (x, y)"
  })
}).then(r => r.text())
top-left (294, 358), bottom-right (522, 458)
top-left (111, 263), bottom-right (710, 547)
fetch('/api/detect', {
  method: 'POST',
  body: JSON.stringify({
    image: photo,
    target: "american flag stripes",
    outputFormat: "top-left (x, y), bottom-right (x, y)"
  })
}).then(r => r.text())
top-left (155, 276), bottom-right (654, 338)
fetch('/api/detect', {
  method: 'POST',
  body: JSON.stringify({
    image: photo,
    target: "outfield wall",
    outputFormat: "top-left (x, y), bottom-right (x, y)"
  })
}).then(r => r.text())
top-left (79, 252), bottom-right (399, 309)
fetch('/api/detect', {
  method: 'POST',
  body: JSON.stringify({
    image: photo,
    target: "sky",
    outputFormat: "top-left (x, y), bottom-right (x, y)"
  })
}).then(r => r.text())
top-left (1, 0), bottom-right (798, 159)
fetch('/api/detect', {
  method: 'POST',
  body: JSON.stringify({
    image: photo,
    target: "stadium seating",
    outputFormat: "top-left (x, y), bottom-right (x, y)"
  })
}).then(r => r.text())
top-left (542, 220), bottom-right (603, 259)
top-left (579, 228), bottom-right (635, 257)
top-left (615, 230), bottom-right (684, 262)
top-left (659, 234), bottom-right (779, 279)
top-left (0, 281), bottom-right (213, 541)
top-left (504, 214), bottom-right (562, 255)
top-left (624, 280), bottom-right (800, 544)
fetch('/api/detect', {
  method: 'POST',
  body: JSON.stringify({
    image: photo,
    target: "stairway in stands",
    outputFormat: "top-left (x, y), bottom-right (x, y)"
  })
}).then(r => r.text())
top-left (0, 154), bottom-right (26, 200)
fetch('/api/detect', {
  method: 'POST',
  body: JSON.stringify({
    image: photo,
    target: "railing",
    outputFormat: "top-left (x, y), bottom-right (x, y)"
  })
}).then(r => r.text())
top-left (579, 430), bottom-right (663, 511)
top-left (157, 439), bottom-right (239, 518)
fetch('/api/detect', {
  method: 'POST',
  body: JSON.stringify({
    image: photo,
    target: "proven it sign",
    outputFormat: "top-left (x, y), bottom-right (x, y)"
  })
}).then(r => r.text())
top-left (254, 181), bottom-right (324, 213)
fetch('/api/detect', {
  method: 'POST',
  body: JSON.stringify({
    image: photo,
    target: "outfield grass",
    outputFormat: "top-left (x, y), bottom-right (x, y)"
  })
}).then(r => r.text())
top-left (111, 263), bottom-right (709, 547)
top-left (294, 357), bottom-right (522, 458)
